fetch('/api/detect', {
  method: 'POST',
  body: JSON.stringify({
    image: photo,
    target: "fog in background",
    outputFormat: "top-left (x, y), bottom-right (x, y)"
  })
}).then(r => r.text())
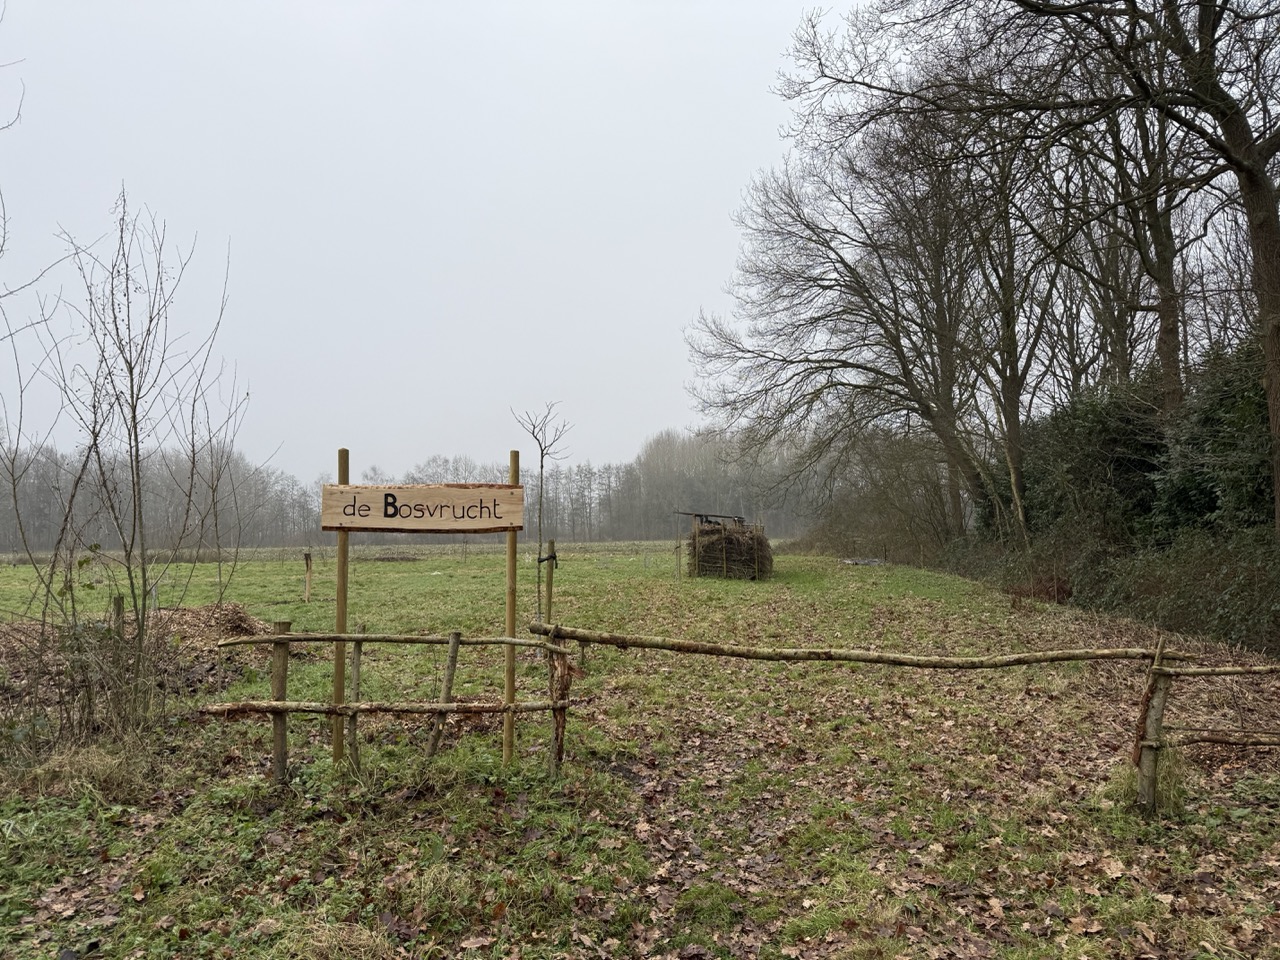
top-left (0, 1), bottom-right (802, 484)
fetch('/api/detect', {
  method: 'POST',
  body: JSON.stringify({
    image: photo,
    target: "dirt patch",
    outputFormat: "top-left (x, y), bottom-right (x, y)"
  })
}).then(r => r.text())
top-left (1005, 573), bottom-right (1073, 604)
top-left (151, 603), bottom-right (270, 643)
top-left (150, 603), bottom-right (277, 695)
top-left (0, 603), bottom-right (277, 709)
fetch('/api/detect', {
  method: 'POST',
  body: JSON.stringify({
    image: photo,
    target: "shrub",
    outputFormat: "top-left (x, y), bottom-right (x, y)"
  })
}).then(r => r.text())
top-left (1151, 345), bottom-right (1272, 537)
top-left (1019, 381), bottom-right (1165, 544)
top-left (1087, 527), bottom-right (1280, 652)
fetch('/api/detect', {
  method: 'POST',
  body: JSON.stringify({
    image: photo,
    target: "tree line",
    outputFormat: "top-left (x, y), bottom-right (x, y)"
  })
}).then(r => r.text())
top-left (690, 0), bottom-right (1278, 542)
top-left (688, 0), bottom-right (1280, 641)
top-left (2, 429), bottom-right (811, 555)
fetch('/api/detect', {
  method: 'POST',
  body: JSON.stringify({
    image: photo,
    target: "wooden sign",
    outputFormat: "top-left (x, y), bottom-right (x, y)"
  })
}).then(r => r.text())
top-left (321, 483), bottom-right (524, 534)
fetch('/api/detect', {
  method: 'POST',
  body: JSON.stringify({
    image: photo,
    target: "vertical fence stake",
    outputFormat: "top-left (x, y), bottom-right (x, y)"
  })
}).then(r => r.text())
top-left (303, 551), bottom-right (313, 604)
top-left (427, 632), bottom-right (461, 758)
top-left (504, 450), bottom-right (519, 765)
top-left (1134, 635), bottom-right (1170, 814)
top-left (347, 625), bottom-right (364, 770)
top-left (333, 448), bottom-right (349, 764)
top-left (1137, 673), bottom-right (1172, 815)
top-left (271, 621), bottom-right (291, 784)
top-left (544, 541), bottom-right (564, 771)
top-left (545, 539), bottom-right (556, 623)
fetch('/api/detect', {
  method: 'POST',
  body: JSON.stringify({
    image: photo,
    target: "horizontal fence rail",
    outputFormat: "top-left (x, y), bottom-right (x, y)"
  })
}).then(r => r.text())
top-left (1162, 729), bottom-right (1280, 748)
top-left (1152, 663), bottom-right (1280, 677)
top-left (216, 633), bottom-right (565, 655)
top-left (201, 698), bottom-right (584, 717)
top-left (528, 622), bottom-right (1185, 669)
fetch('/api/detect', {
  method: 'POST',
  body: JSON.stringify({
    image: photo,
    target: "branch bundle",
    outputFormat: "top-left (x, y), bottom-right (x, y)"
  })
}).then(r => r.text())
top-left (687, 522), bottom-right (773, 580)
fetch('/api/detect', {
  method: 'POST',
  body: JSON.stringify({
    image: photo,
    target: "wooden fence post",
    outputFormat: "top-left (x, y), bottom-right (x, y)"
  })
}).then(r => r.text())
top-left (271, 621), bottom-right (291, 784)
top-left (545, 539), bottom-right (556, 623)
top-left (548, 625), bottom-right (570, 777)
top-left (504, 450), bottom-right (518, 764)
top-left (1137, 673), bottom-right (1172, 814)
top-left (1135, 636), bottom-right (1171, 815)
top-left (427, 632), bottom-right (461, 758)
top-left (303, 551), bottom-right (312, 603)
top-left (333, 448), bottom-right (350, 764)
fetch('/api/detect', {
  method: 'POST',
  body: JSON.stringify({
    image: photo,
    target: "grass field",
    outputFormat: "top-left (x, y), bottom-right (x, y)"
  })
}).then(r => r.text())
top-left (2, 545), bottom-right (1280, 959)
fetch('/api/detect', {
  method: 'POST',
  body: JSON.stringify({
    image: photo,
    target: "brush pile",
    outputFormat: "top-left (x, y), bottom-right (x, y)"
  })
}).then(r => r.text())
top-left (687, 522), bottom-right (773, 580)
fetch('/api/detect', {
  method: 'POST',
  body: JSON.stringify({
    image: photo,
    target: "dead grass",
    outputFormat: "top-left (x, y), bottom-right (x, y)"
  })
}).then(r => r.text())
top-left (266, 918), bottom-right (408, 960)
top-left (19, 744), bottom-right (152, 802)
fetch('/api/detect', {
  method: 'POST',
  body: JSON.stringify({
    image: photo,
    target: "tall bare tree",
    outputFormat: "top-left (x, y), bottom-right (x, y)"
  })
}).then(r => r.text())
top-left (691, 106), bottom-right (1023, 537)
top-left (783, 0), bottom-right (1280, 531)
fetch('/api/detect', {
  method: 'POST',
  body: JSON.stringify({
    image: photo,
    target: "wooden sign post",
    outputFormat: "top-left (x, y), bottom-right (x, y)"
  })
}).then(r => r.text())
top-left (321, 453), bottom-right (524, 765)
top-left (504, 451), bottom-right (519, 764)
top-left (321, 484), bottom-right (524, 534)
top-left (333, 450), bottom-right (349, 762)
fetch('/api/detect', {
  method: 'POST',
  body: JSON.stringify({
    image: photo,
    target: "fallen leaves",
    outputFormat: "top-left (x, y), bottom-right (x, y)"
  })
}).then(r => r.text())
top-left (9, 560), bottom-right (1280, 959)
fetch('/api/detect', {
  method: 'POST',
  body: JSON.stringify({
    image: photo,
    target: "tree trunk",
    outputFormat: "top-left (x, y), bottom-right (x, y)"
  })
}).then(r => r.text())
top-left (1002, 399), bottom-right (1029, 539)
top-left (1154, 284), bottom-right (1184, 414)
top-left (1234, 168), bottom-right (1280, 536)
top-left (1147, 207), bottom-right (1184, 414)
top-left (1262, 304), bottom-right (1280, 537)
top-left (946, 463), bottom-right (966, 538)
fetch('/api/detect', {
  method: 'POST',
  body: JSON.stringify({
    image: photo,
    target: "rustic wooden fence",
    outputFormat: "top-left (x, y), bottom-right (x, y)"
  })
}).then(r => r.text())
top-left (201, 623), bottom-right (580, 779)
top-left (203, 613), bottom-right (1280, 814)
top-left (528, 622), bottom-right (1278, 815)
top-left (1146, 655), bottom-right (1280, 739)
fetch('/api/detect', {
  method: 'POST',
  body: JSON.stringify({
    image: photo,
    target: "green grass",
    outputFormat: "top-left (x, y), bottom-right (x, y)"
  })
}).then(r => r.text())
top-left (2, 546), bottom-right (1280, 958)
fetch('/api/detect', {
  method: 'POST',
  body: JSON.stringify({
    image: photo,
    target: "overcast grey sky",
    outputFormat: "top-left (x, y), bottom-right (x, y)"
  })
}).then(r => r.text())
top-left (0, 2), bottom-right (804, 484)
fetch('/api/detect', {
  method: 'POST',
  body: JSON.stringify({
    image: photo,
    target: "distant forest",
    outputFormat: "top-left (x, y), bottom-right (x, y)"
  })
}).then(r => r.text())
top-left (0, 428), bottom-right (811, 555)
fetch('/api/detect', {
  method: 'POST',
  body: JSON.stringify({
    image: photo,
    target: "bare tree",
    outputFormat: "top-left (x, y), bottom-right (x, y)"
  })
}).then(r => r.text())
top-left (514, 402), bottom-right (571, 620)
top-left (1, 188), bottom-right (245, 748)
top-left (690, 107), bottom-right (1006, 539)
top-left (783, 0), bottom-right (1280, 531)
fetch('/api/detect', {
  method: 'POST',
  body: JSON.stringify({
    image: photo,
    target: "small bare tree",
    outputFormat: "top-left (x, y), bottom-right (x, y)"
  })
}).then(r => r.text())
top-left (513, 402), bottom-right (571, 620)
top-left (1, 189), bottom-right (245, 751)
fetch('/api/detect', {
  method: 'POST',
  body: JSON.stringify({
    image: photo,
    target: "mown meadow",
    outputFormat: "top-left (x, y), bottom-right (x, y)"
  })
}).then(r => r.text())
top-left (2, 544), bottom-right (1279, 959)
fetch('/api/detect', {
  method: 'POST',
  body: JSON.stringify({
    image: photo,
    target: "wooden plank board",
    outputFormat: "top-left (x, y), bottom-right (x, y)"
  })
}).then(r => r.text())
top-left (321, 483), bottom-right (524, 533)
